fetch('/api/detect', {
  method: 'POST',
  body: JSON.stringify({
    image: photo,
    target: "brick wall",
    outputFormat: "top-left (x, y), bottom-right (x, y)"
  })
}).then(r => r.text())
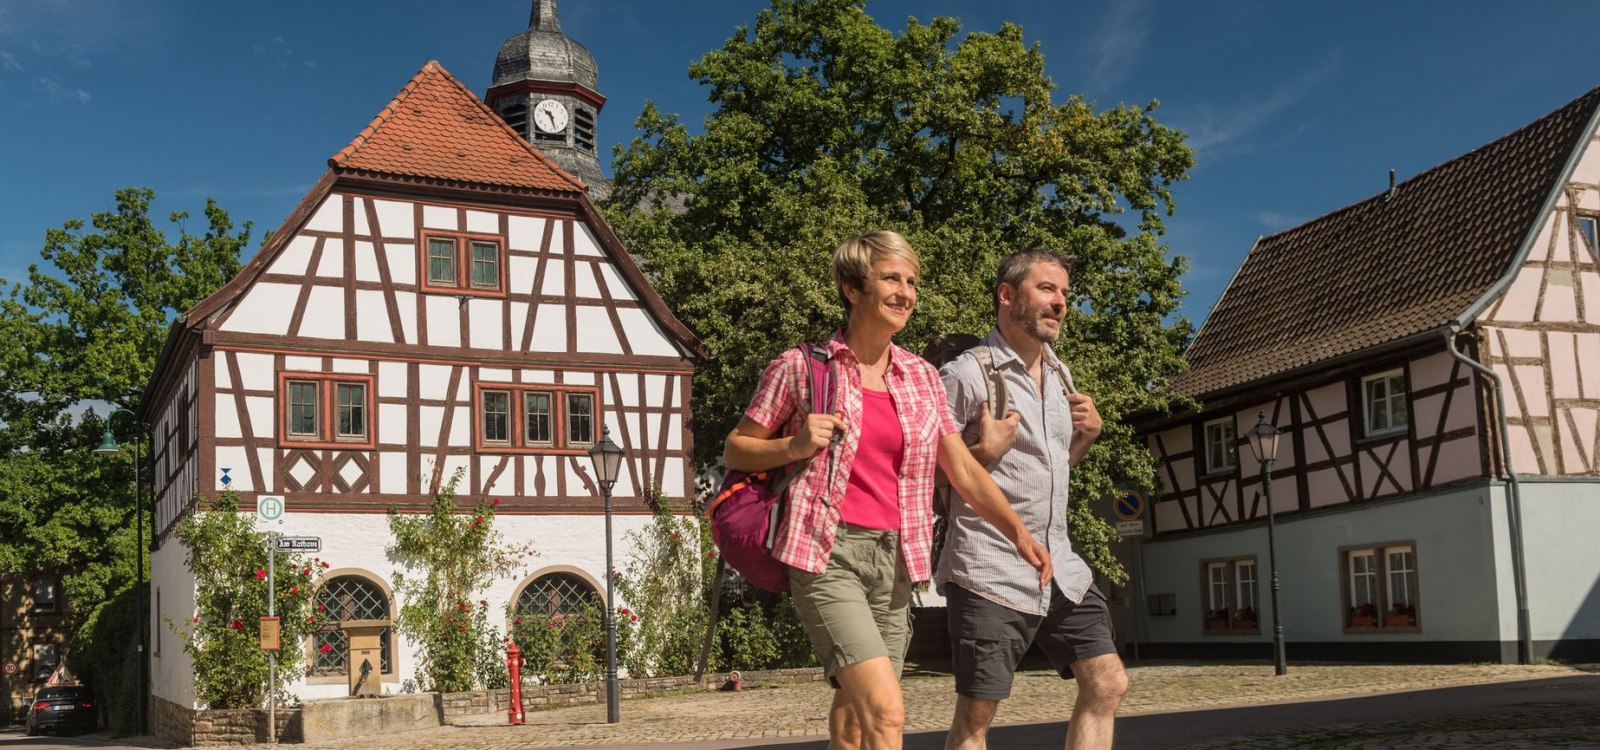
top-left (150, 696), bottom-right (301, 746)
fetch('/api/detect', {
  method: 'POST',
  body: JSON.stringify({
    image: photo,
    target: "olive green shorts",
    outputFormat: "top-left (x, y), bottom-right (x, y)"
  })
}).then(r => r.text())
top-left (788, 524), bottom-right (913, 686)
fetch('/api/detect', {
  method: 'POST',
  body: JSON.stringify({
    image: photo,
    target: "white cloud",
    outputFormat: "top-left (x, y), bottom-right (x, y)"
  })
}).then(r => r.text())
top-left (35, 76), bottom-right (90, 104)
top-left (1253, 212), bottom-right (1306, 230)
top-left (0, 49), bottom-right (19, 73)
top-left (1085, 0), bottom-right (1149, 93)
top-left (1177, 49), bottom-right (1344, 160)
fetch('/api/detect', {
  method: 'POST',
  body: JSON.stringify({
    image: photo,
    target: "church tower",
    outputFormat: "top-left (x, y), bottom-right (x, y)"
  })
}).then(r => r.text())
top-left (488, 0), bottom-right (609, 198)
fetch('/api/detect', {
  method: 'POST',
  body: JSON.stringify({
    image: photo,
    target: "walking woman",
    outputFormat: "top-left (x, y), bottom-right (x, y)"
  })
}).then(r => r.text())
top-left (724, 230), bottom-right (1051, 750)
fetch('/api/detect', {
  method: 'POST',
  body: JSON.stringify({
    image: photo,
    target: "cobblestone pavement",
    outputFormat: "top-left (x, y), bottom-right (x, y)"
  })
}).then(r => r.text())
top-left (245, 663), bottom-right (1594, 749)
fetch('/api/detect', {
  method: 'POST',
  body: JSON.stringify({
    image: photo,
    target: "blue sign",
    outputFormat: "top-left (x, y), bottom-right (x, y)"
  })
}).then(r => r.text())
top-left (220, 467), bottom-right (233, 487)
top-left (1113, 489), bottom-right (1145, 522)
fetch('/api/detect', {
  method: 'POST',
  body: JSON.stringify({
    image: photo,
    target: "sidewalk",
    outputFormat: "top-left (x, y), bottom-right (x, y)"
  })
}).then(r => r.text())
top-left (255, 662), bottom-right (1597, 749)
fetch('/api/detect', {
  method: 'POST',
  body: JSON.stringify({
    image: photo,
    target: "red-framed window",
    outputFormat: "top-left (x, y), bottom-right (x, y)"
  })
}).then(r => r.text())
top-left (419, 231), bottom-right (505, 297)
top-left (278, 372), bottom-right (376, 449)
top-left (475, 383), bottom-right (600, 454)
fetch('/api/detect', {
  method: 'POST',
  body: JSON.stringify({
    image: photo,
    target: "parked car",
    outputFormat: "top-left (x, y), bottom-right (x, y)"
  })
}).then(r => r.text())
top-left (26, 685), bottom-right (97, 736)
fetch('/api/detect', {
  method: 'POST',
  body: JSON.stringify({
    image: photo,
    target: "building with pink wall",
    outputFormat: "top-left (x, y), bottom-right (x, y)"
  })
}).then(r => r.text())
top-left (1130, 85), bottom-right (1600, 663)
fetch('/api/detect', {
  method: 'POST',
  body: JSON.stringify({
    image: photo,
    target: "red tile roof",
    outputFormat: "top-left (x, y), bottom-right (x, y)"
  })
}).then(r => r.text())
top-left (1172, 85), bottom-right (1600, 398)
top-left (330, 60), bottom-right (586, 194)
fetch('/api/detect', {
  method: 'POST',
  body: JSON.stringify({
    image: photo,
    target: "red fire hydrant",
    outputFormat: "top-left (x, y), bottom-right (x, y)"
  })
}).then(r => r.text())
top-left (507, 641), bottom-right (525, 725)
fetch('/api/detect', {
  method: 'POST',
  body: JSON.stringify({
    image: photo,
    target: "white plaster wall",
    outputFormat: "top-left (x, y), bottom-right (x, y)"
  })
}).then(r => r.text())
top-left (259, 511), bottom-right (654, 701)
top-left (1517, 481), bottom-right (1600, 641)
top-left (149, 544), bottom-right (198, 708)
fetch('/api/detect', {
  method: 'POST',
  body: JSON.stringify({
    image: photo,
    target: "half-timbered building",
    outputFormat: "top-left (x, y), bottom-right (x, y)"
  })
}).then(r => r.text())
top-left (138, 57), bottom-right (703, 721)
top-left (1131, 85), bottom-right (1600, 663)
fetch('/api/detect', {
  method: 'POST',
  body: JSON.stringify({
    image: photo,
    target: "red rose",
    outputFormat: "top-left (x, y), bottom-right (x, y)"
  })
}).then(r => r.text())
top-left (479, 599), bottom-right (488, 606)
top-left (231, 619), bottom-right (244, 631)
top-left (630, 614), bottom-right (638, 622)
top-left (302, 567), bottom-right (311, 575)
top-left (492, 498), bottom-right (501, 505)
top-left (290, 586), bottom-right (299, 594)
top-left (458, 602), bottom-right (469, 611)
top-left (319, 643), bottom-right (332, 654)
top-left (255, 569), bottom-right (267, 579)
top-left (192, 617), bottom-right (199, 624)
top-left (514, 618), bottom-right (522, 625)
top-left (318, 603), bottom-right (326, 611)
top-left (321, 561), bottom-right (330, 569)
top-left (475, 515), bottom-right (483, 523)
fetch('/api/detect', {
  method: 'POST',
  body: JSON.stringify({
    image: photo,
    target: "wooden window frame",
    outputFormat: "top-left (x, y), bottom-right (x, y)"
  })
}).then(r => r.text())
top-left (278, 372), bottom-right (376, 449)
top-left (1361, 369), bottom-right (1409, 438)
top-left (1339, 541), bottom-right (1422, 632)
top-left (418, 231), bottom-right (506, 297)
top-left (475, 383), bottom-right (602, 455)
top-left (1198, 556), bottom-right (1259, 634)
top-left (30, 574), bottom-right (60, 614)
top-left (1202, 417), bottom-right (1237, 475)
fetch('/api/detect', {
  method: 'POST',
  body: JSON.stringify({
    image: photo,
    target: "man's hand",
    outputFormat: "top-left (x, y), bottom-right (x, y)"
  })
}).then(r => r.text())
top-left (972, 402), bottom-right (1020, 465)
top-left (1068, 392), bottom-right (1102, 439)
top-left (1013, 532), bottom-right (1054, 591)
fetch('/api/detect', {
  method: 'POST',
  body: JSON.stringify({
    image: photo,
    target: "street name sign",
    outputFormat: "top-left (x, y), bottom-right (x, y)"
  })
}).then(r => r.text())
top-left (275, 536), bottom-right (322, 551)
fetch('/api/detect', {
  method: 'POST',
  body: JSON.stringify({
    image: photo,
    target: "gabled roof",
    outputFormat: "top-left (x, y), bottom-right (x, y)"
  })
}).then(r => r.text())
top-left (329, 60), bottom-right (587, 194)
top-left (1172, 85), bottom-right (1600, 398)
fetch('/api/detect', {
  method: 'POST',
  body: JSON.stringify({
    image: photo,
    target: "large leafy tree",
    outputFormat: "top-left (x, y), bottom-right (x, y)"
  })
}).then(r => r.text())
top-left (0, 186), bottom-right (249, 607)
top-left (604, 0), bottom-right (1194, 579)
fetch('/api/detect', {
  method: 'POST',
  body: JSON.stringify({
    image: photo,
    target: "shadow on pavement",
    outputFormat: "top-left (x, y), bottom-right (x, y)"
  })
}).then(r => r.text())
top-left (725, 674), bottom-right (1600, 750)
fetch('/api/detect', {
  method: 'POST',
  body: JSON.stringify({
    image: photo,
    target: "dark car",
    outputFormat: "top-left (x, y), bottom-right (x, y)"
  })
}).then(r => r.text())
top-left (26, 685), bottom-right (98, 736)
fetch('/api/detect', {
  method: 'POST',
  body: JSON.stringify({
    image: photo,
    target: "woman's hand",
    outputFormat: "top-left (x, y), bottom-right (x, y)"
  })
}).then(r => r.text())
top-left (787, 412), bottom-right (847, 462)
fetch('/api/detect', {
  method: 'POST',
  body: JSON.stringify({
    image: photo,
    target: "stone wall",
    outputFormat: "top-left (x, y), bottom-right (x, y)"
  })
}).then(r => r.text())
top-left (439, 668), bottom-right (826, 722)
top-left (150, 695), bottom-right (301, 746)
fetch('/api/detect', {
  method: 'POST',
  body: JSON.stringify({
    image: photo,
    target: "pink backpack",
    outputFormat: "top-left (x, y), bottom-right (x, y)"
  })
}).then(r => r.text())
top-left (704, 343), bottom-right (836, 592)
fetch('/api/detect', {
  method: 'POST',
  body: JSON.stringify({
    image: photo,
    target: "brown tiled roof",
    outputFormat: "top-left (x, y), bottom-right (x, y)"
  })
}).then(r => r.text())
top-left (1172, 85), bottom-right (1600, 398)
top-left (330, 60), bottom-right (586, 193)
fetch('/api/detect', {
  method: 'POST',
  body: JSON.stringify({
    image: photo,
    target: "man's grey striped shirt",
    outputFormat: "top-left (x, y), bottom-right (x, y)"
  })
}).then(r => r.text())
top-left (934, 329), bottom-right (1093, 616)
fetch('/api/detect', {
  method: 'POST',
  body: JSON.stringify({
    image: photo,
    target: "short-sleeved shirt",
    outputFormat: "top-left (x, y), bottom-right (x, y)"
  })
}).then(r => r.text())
top-left (934, 329), bottom-right (1094, 615)
top-left (743, 331), bottom-right (958, 581)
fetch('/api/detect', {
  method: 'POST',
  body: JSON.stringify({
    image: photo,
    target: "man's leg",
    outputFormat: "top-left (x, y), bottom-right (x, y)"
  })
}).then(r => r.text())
top-left (1063, 652), bottom-right (1126, 750)
top-left (945, 695), bottom-right (1000, 750)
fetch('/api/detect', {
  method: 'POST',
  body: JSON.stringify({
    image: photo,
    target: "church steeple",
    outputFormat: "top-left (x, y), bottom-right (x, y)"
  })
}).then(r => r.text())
top-left (487, 0), bottom-right (609, 198)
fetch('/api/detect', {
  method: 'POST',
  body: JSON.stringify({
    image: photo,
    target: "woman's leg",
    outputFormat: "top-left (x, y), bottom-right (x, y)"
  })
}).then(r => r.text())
top-left (832, 655), bottom-right (905, 750)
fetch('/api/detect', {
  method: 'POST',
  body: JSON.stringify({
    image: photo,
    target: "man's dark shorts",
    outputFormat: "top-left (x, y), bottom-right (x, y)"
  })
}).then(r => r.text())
top-left (947, 582), bottom-right (1119, 701)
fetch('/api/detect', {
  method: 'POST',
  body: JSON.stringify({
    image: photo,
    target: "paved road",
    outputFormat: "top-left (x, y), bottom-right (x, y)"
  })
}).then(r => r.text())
top-left (8, 664), bottom-right (1598, 748)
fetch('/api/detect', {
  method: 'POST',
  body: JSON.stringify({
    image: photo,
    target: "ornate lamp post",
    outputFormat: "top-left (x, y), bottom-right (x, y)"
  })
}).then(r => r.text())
top-left (93, 408), bottom-right (147, 734)
top-left (586, 428), bottom-right (624, 724)
top-left (1245, 411), bottom-right (1287, 676)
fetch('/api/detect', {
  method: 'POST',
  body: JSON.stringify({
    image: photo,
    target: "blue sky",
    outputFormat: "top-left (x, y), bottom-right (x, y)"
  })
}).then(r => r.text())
top-left (3, 0), bottom-right (1598, 328)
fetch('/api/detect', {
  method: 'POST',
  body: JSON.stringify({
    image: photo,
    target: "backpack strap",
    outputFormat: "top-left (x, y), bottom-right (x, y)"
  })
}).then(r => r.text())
top-left (970, 346), bottom-right (1009, 417)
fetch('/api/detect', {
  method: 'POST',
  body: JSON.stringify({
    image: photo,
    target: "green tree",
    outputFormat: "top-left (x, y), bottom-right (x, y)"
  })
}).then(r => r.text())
top-left (604, 0), bottom-right (1193, 580)
top-left (0, 187), bottom-right (249, 727)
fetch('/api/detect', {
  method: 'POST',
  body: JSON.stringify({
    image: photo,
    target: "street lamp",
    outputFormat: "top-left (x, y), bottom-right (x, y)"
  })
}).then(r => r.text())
top-left (1245, 411), bottom-right (1287, 676)
top-left (586, 427), bottom-right (624, 724)
top-left (93, 408), bottom-right (148, 734)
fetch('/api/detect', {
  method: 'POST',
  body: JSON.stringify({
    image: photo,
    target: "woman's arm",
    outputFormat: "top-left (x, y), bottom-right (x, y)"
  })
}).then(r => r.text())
top-left (724, 413), bottom-right (847, 473)
top-left (937, 433), bottom-right (1053, 590)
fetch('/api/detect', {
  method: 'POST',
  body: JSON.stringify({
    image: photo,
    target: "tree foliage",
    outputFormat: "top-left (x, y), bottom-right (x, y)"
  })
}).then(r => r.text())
top-left (0, 187), bottom-right (248, 610)
top-left (603, 0), bottom-right (1194, 580)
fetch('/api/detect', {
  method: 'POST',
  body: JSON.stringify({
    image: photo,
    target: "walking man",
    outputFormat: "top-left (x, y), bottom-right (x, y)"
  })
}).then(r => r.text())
top-left (936, 249), bottom-right (1127, 750)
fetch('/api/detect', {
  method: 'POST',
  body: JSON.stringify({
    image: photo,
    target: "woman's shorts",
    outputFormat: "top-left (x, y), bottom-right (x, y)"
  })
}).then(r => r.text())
top-left (787, 523), bottom-right (913, 686)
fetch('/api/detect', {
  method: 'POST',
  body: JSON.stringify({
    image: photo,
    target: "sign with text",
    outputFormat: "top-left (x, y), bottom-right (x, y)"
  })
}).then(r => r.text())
top-left (259, 617), bottom-right (281, 652)
top-left (275, 536), bottom-right (321, 552)
top-left (1115, 520), bottom-right (1145, 538)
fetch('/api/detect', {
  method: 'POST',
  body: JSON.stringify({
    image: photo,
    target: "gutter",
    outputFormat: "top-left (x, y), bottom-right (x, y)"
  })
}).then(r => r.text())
top-left (1444, 324), bottom-right (1531, 665)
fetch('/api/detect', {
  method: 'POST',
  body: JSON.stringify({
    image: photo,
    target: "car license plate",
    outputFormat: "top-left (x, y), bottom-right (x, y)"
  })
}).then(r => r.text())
top-left (53, 705), bottom-right (71, 711)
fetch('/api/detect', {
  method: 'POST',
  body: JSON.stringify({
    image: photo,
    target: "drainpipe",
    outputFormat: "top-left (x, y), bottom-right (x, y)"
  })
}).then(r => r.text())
top-left (1444, 324), bottom-right (1531, 664)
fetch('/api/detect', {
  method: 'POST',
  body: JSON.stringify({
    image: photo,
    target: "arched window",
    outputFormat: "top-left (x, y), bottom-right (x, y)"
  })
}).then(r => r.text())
top-left (514, 572), bottom-right (599, 625)
top-left (312, 575), bottom-right (391, 677)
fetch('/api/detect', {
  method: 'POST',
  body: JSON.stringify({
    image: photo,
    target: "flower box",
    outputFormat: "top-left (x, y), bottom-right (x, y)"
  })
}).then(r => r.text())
top-left (1235, 618), bottom-right (1258, 631)
top-left (1348, 614), bottom-right (1376, 628)
top-left (1387, 612), bottom-right (1414, 627)
top-left (1205, 618), bottom-right (1230, 630)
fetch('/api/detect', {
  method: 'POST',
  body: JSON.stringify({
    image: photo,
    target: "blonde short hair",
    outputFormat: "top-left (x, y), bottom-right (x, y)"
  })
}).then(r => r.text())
top-left (831, 230), bottom-right (921, 314)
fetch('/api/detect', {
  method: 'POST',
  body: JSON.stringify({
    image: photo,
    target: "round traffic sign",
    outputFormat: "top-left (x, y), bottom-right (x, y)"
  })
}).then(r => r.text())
top-left (2, 660), bottom-right (17, 676)
top-left (1113, 489), bottom-right (1145, 522)
top-left (257, 496), bottom-right (285, 524)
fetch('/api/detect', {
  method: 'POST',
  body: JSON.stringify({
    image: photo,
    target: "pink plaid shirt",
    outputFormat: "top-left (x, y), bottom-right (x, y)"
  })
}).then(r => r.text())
top-left (743, 332), bottom-right (958, 581)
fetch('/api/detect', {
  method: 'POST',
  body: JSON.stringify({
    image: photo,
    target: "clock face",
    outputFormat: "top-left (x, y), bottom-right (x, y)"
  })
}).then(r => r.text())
top-left (534, 99), bottom-right (569, 134)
